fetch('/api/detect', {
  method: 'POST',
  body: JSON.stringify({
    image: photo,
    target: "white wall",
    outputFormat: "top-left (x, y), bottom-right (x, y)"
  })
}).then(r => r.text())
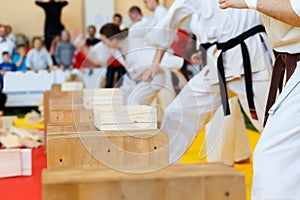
top-left (84, 0), bottom-right (115, 35)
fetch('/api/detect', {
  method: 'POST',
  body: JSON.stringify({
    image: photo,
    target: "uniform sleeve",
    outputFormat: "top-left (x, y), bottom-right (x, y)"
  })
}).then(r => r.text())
top-left (290, 0), bottom-right (300, 16)
top-left (25, 51), bottom-right (32, 68)
top-left (145, 0), bottom-right (200, 48)
top-left (46, 50), bottom-right (53, 66)
top-left (55, 43), bottom-right (61, 65)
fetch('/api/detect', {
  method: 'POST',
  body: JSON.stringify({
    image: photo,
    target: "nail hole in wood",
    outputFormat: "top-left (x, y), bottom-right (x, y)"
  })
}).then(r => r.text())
top-left (154, 146), bottom-right (157, 150)
top-left (108, 149), bottom-right (111, 153)
top-left (59, 159), bottom-right (63, 163)
top-left (225, 191), bottom-right (230, 197)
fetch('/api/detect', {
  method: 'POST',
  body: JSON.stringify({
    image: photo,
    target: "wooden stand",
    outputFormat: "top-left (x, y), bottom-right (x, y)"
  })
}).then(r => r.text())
top-left (42, 163), bottom-right (246, 200)
top-left (47, 125), bottom-right (168, 171)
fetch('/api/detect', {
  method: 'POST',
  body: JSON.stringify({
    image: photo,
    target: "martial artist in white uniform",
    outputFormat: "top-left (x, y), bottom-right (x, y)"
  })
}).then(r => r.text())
top-left (91, 24), bottom-right (183, 106)
top-left (145, 0), bottom-right (273, 163)
top-left (189, 13), bottom-right (250, 166)
top-left (219, 0), bottom-right (300, 198)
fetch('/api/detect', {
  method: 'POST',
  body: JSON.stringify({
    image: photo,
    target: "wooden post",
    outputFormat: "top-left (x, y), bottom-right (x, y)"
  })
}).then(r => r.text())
top-left (42, 163), bottom-right (246, 200)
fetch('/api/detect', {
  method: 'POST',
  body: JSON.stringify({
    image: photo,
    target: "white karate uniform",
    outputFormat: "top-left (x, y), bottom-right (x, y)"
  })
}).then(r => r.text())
top-left (252, 1), bottom-right (300, 199)
top-left (91, 36), bottom-right (183, 106)
top-left (147, 0), bottom-right (273, 163)
top-left (189, 12), bottom-right (250, 166)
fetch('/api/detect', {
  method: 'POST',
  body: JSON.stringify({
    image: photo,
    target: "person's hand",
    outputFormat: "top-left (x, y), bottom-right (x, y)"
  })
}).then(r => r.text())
top-left (219, 0), bottom-right (248, 9)
top-left (191, 51), bottom-right (202, 65)
top-left (142, 64), bottom-right (160, 82)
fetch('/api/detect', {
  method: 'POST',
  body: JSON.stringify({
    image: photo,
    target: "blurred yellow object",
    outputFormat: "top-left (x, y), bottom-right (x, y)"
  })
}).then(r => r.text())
top-left (13, 118), bottom-right (44, 130)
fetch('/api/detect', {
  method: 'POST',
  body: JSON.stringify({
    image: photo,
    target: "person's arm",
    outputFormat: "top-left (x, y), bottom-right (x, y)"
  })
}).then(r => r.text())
top-left (219, 0), bottom-right (300, 27)
top-left (143, 0), bottom-right (199, 82)
top-left (35, 0), bottom-right (45, 8)
top-left (55, 43), bottom-right (62, 67)
top-left (25, 51), bottom-right (36, 72)
top-left (45, 49), bottom-right (54, 69)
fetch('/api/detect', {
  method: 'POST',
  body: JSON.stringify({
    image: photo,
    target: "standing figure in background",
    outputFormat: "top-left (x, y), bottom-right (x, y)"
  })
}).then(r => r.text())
top-left (0, 25), bottom-right (14, 63)
top-left (35, 0), bottom-right (68, 50)
top-left (105, 14), bottom-right (127, 88)
top-left (113, 13), bottom-right (126, 30)
top-left (86, 25), bottom-right (100, 47)
top-left (143, 0), bottom-right (167, 27)
top-left (55, 30), bottom-right (75, 70)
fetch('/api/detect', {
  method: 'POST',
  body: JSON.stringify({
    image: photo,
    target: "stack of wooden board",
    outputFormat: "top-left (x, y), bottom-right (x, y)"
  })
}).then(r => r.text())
top-left (83, 89), bottom-right (123, 110)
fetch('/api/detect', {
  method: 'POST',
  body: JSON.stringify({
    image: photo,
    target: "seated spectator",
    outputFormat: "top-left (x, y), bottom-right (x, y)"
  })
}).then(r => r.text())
top-left (26, 37), bottom-right (53, 72)
top-left (12, 44), bottom-right (28, 71)
top-left (86, 25), bottom-right (100, 46)
top-left (0, 52), bottom-right (16, 114)
top-left (55, 30), bottom-right (75, 70)
top-left (0, 25), bottom-right (14, 63)
top-left (0, 52), bottom-right (16, 73)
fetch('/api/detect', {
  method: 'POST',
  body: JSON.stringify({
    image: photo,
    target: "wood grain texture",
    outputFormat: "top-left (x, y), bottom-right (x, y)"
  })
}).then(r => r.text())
top-left (94, 105), bottom-right (157, 131)
top-left (46, 126), bottom-right (168, 171)
top-left (43, 163), bottom-right (246, 200)
top-left (83, 88), bottom-right (123, 110)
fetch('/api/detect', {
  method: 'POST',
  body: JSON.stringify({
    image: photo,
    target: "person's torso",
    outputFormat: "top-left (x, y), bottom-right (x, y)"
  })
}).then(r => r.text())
top-left (262, 14), bottom-right (300, 54)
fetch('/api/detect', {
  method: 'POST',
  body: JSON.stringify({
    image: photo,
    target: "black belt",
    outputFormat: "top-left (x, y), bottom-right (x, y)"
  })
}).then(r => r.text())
top-left (216, 25), bottom-right (266, 120)
top-left (264, 52), bottom-right (300, 126)
top-left (200, 42), bottom-right (217, 66)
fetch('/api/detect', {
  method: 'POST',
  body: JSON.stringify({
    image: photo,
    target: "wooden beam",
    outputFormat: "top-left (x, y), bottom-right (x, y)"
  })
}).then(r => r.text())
top-left (42, 163), bottom-right (246, 200)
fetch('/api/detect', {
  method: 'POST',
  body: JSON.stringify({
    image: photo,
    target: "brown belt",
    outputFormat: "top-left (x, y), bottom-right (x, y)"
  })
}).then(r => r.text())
top-left (264, 52), bottom-right (300, 126)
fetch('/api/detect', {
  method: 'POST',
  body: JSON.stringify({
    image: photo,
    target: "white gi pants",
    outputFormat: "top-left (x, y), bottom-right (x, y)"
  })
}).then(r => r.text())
top-left (161, 64), bottom-right (270, 163)
top-left (252, 63), bottom-right (300, 200)
top-left (205, 96), bottom-right (250, 166)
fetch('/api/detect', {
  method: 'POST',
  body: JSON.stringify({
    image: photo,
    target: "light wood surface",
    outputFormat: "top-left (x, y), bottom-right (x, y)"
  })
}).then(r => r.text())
top-left (94, 105), bottom-right (157, 131)
top-left (47, 126), bottom-right (168, 171)
top-left (43, 163), bottom-right (246, 200)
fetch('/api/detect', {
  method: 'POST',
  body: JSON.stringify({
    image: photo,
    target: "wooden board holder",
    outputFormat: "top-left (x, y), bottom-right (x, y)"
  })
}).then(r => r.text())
top-left (42, 163), bottom-right (246, 200)
top-left (47, 125), bottom-right (168, 171)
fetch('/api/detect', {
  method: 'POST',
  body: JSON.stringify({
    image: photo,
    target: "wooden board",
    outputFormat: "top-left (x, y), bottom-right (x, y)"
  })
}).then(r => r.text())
top-left (48, 109), bottom-right (94, 125)
top-left (61, 82), bottom-right (84, 92)
top-left (47, 126), bottom-right (168, 171)
top-left (83, 88), bottom-right (123, 110)
top-left (94, 105), bottom-right (157, 131)
top-left (0, 149), bottom-right (32, 178)
top-left (42, 163), bottom-right (246, 200)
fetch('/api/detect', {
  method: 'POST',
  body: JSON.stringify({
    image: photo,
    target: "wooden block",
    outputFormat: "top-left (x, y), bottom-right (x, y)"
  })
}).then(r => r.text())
top-left (61, 82), bottom-right (84, 92)
top-left (0, 134), bottom-right (21, 148)
top-left (0, 149), bottom-right (32, 178)
top-left (42, 163), bottom-right (246, 200)
top-left (48, 109), bottom-right (94, 125)
top-left (94, 105), bottom-right (157, 131)
top-left (83, 88), bottom-right (123, 110)
top-left (47, 125), bottom-right (168, 171)
top-left (51, 84), bottom-right (62, 91)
